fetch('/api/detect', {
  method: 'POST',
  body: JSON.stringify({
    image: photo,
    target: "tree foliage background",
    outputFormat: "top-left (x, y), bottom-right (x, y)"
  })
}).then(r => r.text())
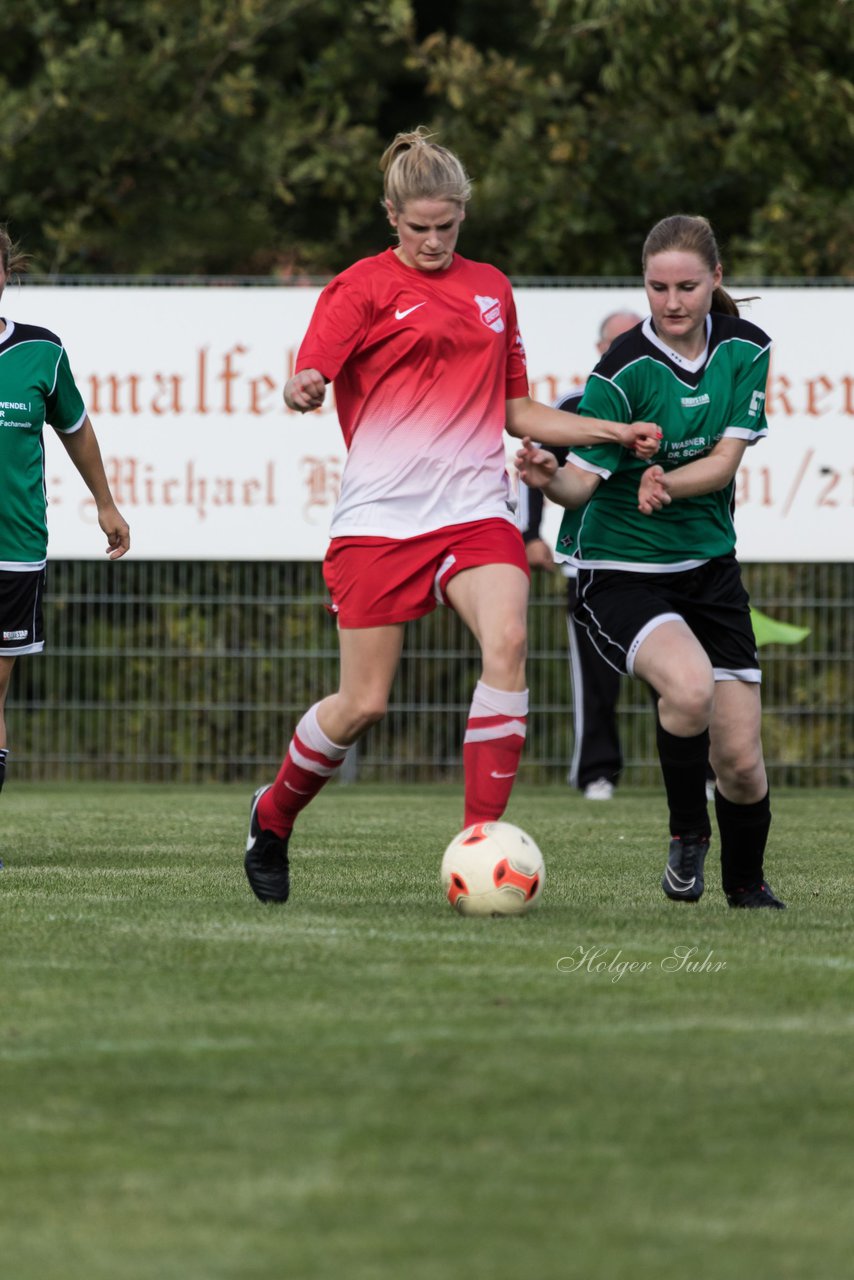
top-left (1, 0), bottom-right (852, 277)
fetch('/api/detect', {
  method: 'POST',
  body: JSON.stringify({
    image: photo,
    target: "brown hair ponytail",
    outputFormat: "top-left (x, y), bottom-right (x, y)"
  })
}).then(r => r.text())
top-left (0, 225), bottom-right (30, 277)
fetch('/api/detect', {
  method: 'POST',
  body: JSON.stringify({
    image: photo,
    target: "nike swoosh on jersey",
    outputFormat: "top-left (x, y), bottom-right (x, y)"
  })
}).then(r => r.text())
top-left (490, 770), bottom-right (516, 779)
top-left (395, 303), bottom-right (426, 320)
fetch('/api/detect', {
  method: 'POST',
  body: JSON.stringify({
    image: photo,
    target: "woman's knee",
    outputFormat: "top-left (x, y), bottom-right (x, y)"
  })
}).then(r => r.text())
top-left (337, 693), bottom-right (388, 737)
top-left (481, 617), bottom-right (527, 676)
top-left (660, 673), bottom-right (715, 727)
top-left (713, 740), bottom-right (765, 791)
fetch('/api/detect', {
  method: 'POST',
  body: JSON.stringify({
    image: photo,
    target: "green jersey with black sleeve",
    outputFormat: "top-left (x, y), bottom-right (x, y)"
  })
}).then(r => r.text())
top-left (0, 320), bottom-right (87, 569)
top-left (556, 312), bottom-right (771, 571)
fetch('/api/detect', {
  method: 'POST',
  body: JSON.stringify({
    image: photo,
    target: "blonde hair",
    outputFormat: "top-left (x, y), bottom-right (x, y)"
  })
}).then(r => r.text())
top-left (379, 127), bottom-right (472, 212)
top-left (642, 214), bottom-right (740, 316)
top-left (0, 225), bottom-right (30, 276)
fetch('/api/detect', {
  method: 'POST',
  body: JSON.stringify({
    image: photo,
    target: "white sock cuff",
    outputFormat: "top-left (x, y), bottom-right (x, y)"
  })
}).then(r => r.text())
top-left (298, 703), bottom-right (350, 759)
top-left (470, 682), bottom-right (529, 718)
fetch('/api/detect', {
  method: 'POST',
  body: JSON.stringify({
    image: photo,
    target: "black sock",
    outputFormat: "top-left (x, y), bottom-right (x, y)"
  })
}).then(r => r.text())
top-left (0, 748), bottom-right (7, 793)
top-left (656, 721), bottom-right (711, 840)
top-left (715, 789), bottom-right (772, 893)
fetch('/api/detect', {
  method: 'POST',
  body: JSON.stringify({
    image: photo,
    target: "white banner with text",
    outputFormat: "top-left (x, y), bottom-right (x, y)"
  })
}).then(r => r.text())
top-left (6, 283), bottom-right (852, 561)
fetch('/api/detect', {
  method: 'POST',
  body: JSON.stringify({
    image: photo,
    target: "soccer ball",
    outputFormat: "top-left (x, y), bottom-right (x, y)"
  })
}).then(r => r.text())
top-left (441, 821), bottom-right (545, 917)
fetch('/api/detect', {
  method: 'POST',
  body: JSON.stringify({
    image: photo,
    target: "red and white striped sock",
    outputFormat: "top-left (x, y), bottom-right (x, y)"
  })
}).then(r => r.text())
top-left (258, 704), bottom-right (350, 836)
top-left (463, 682), bottom-right (528, 827)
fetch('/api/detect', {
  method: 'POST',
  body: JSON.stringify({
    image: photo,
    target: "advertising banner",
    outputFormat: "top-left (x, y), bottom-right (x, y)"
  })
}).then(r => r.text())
top-left (5, 282), bottom-right (852, 561)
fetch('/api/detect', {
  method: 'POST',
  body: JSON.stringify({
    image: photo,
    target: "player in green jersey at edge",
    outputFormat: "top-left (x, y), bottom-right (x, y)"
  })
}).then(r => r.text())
top-left (0, 227), bottom-right (129, 833)
top-left (516, 214), bottom-right (785, 909)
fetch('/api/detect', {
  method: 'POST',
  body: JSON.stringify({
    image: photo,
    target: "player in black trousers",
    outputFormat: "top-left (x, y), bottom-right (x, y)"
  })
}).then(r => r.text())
top-left (520, 311), bottom-right (639, 799)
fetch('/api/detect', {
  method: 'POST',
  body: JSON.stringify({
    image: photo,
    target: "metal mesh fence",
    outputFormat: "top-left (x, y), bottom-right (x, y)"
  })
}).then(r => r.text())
top-left (7, 559), bottom-right (852, 787)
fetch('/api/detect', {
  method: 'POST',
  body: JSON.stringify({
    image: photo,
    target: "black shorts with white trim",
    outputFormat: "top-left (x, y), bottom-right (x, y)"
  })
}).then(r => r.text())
top-left (573, 555), bottom-right (759, 679)
top-left (0, 568), bottom-right (46, 655)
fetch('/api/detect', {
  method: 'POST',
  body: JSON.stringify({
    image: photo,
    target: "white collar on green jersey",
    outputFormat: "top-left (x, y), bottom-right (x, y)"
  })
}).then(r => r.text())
top-left (642, 314), bottom-right (711, 373)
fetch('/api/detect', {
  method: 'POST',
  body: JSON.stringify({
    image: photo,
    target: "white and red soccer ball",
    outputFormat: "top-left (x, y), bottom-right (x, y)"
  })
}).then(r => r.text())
top-left (441, 821), bottom-right (545, 917)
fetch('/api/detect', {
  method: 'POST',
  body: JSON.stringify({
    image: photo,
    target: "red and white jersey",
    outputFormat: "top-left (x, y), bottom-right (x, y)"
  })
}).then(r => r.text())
top-left (296, 248), bottom-right (529, 538)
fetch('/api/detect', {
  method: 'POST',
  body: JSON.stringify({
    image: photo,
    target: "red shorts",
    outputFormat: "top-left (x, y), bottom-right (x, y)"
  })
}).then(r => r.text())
top-left (323, 518), bottom-right (529, 628)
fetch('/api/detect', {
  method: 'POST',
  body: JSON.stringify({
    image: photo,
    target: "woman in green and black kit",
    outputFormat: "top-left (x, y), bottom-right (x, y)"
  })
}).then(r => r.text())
top-left (516, 214), bottom-right (784, 910)
top-left (0, 227), bottom-right (129, 825)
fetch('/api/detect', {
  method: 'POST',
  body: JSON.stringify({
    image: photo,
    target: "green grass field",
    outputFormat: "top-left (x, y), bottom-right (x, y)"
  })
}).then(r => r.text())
top-left (1, 783), bottom-right (851, 1280)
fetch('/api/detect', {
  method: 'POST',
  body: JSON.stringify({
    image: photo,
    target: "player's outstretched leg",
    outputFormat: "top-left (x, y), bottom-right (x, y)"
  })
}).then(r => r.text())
top-left (242, 704), bottom-right (350, 903)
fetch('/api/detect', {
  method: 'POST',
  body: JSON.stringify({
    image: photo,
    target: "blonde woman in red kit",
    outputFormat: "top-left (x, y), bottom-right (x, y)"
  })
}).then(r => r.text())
top-left (243, 128), bottom-right (660, 902)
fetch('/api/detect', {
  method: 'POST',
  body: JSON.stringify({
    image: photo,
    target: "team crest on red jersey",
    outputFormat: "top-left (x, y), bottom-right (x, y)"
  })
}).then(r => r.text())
top-left (474, 294), bottom-right (505, 333)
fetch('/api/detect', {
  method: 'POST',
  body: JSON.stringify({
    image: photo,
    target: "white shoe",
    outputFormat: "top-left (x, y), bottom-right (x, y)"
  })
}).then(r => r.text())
top-left (584, 778), bottom-right (614, 801)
